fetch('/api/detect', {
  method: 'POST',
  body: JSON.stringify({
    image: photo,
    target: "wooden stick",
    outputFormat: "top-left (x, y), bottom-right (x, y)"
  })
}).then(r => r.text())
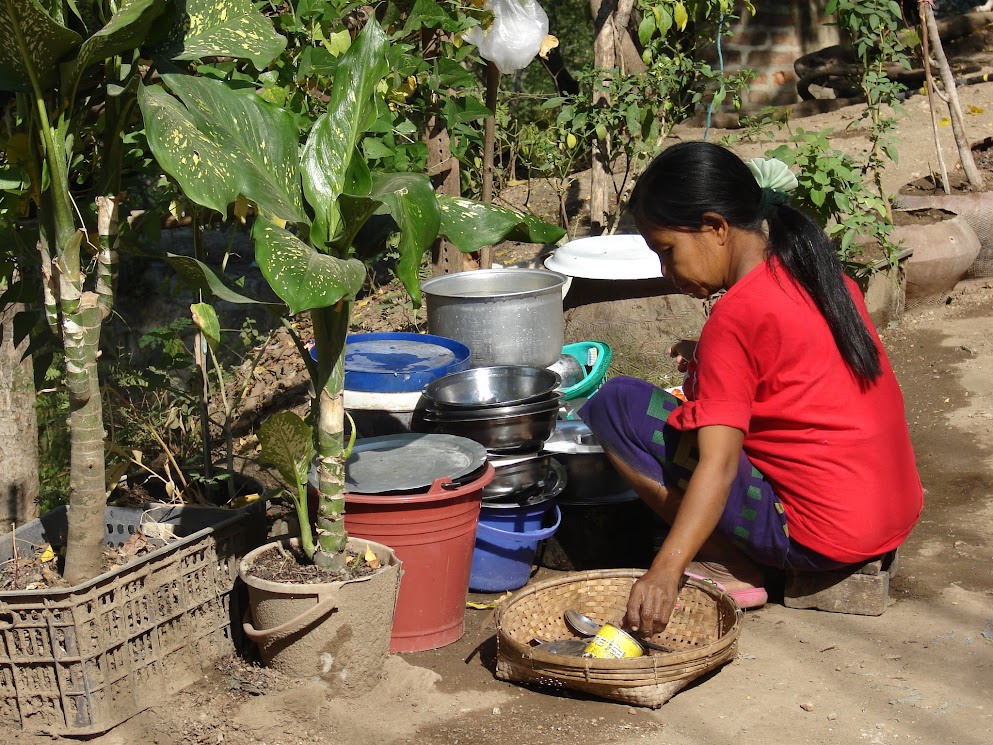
top-left (480, 61), bottom-right (500, 269)
top-left (919, 2), bottom-right (950, 194)
top-left (923, 5), bottom-right (984, 188)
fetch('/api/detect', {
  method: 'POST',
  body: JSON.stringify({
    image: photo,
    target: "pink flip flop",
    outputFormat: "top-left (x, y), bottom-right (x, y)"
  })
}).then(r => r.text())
top-left (684, 571), bottom-right (769, 610)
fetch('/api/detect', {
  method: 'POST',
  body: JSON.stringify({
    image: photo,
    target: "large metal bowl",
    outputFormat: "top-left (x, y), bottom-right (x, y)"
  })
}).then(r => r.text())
top-left (423, 394), bottom-right (560, 421)
top-left (423, 365), bottom-right (560, 409)
top-left (419, 404), bottom-right (559, 452)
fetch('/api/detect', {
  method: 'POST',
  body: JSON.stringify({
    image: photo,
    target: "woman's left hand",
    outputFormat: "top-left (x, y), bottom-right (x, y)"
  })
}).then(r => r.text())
top-left (624, 566), bottom-right (683, 636)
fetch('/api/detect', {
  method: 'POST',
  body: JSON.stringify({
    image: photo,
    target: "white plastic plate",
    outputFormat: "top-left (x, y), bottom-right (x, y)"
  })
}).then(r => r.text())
top-left (543, 234), bottom-right (663, 280)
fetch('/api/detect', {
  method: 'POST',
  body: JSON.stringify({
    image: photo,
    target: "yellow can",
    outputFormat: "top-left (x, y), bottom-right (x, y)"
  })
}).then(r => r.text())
top-left (582, 623), bottom-right (644, 659)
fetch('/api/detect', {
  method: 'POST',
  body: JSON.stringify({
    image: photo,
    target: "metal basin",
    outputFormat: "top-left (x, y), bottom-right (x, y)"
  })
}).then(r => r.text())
top-left (419, 404), bottom-right (559, 453)
top-left (542, 419), bottom-right (629, 501)
top-left (421, 269), bottom-right (567, 368)
top-left (423, 394), bottom-right (560, 421)
top-left (423, 365), bottom-right (560, 409)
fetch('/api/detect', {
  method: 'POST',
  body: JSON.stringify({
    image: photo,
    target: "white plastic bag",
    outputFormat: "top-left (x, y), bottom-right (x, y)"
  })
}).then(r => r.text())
top-left (464, 0), bottom-right (549, 75)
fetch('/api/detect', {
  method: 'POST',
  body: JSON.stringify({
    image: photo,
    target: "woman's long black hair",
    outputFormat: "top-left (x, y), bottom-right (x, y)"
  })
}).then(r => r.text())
top-left (629, 141), bottom-right (881, 384)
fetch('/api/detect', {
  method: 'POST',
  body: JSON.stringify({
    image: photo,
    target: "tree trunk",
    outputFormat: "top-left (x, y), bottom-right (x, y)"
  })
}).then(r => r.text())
top-left (0, 302), bottom-right (39, 529)
top-left (426, 107), bottom-right (469, 275)
top-left (63, 294), bottom-right (108, 585)
top-left (590, 1), bottom-right (617, 235)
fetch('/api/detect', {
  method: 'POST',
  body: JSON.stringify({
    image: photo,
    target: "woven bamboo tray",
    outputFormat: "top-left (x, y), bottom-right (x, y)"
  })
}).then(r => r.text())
top-left (495, 569), bottom-right (743, 707)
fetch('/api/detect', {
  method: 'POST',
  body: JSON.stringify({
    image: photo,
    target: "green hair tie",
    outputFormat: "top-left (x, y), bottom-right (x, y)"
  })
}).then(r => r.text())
top-left (758, 186), bottom-right (789, 215)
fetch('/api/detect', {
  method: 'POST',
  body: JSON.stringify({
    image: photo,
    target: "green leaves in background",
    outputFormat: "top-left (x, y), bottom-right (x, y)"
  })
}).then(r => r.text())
top-left (66, 0), bottom-right (164, 88)
top-left (0, 0), bottom-right (82, 91)
top-left (370, 173), bottom-right (441, 305)
top-left (252, 218), bottom-right (365, 316)
top-left (437, 196), bottom-right (566, 254)
top-left (164, 253), bottom-right (284, 311)
top-left (139, 74), bottom-right (305, 223)
top-left (155, 0), bottom-right (287, 70)
top-left (190, 302), bottom-right (220, 353)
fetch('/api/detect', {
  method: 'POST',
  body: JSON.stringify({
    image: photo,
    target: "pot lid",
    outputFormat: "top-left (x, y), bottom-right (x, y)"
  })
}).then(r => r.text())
top-left (310, 332), bottom-right (471, 393)
top-left (345, 433), bottom-right (487, 494)
top-left (544, 235), bottom-right (663, 280)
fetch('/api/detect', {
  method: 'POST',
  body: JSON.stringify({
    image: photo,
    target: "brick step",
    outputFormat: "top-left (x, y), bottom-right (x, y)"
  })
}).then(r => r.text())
top-left (782, 550), bottom-right (899, 616)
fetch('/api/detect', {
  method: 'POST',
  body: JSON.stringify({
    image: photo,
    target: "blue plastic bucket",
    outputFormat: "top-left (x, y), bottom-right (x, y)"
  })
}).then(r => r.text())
top-left (469, 505), bottom-right (561, 592)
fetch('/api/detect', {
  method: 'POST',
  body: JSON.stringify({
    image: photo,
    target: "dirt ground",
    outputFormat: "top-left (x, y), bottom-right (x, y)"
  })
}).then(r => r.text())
top-left (7, 23), bottom-right (993, 745)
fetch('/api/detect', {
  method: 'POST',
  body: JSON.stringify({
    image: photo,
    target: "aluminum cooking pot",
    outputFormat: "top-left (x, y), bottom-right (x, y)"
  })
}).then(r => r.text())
top-left (421, 268), bottom-right (568, 369)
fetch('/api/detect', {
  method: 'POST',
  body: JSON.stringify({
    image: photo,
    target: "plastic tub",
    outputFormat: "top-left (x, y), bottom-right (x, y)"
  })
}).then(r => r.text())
top-left (470, 505), bottom-right (562, 592)
top-left (559, 341), bottom-right (613, 402)
top-left (309, 332), bottom-right (471, 393)
top-left (343, 464), bottom-right (496, 652)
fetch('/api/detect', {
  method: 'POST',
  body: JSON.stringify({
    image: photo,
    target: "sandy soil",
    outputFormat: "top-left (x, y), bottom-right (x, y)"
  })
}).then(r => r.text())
top-left (6, 26), bottom-right (993, 745)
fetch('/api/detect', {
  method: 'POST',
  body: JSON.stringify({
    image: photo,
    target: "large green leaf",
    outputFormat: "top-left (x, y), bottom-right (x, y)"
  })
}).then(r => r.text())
top-left (257, 411), bottom-right (314, 492)
top-left (66, 0), bottom-right (164, 88)
top-left (0, 0), bottom-right (82, 91)
top-left (139, 75), bottom-right (305, 222)
top-left (437, 196), bottom-right (567, 253)
top-left (253, 218), bottom-right (365, 315)
top-left (164, 253), bottom-right (284, 310)
top-left (369, 173), bottom-right (440, 306)
top-left (156, 0), bottom-right (286, 70)
top-left (301, 19), bottom-right (388, 247)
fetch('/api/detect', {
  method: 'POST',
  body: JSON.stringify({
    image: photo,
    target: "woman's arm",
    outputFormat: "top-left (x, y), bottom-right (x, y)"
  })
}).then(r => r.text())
top-left (625, 424), bottom-right (744, 635)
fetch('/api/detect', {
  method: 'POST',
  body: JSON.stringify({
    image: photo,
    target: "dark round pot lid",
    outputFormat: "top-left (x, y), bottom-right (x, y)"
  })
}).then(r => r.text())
top-left (481, 459), bottom-right (567, 507)
top-left (345, 433), bottom-right (487, 494)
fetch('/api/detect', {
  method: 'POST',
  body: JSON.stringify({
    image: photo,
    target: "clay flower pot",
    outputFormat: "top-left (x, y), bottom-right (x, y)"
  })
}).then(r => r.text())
top-left (892, 209), bottom-right (981, 310)
top-left (239, 537), bottom-right (402, 696)
top-left (895, 138), bottom-right (993, 280)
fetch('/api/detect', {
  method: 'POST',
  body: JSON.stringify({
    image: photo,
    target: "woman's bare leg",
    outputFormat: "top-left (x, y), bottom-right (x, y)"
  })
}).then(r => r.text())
top-left (605, 449), bottom-right (766, 589)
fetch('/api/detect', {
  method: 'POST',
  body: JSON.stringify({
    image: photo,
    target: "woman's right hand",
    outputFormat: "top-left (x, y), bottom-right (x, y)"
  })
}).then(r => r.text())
top-left (668, 339), bottom-right (698, 374)
top-left (624, 566), bottom-right (683, 636)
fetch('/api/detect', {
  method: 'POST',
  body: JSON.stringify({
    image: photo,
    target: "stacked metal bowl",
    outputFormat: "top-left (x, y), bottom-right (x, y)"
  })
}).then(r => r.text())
top-left (418, 366), bottom-right (561, 453)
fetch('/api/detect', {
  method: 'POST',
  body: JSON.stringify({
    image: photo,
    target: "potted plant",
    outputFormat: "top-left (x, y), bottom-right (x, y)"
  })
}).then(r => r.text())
top-left (139, 15), bottom-right (564, 676)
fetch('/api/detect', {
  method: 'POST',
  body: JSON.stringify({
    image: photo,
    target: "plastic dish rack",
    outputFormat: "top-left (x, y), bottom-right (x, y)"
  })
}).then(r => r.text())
top-left (0, 504), bottom-right (264, 735)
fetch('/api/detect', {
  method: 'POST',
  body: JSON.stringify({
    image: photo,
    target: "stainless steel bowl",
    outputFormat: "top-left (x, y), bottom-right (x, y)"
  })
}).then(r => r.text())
top-left (419, 404), bottom-right (559, 452)
top-left (423, 394), bottom-right (560, 421)
top-left (423, 365), bottom-right (560, 409)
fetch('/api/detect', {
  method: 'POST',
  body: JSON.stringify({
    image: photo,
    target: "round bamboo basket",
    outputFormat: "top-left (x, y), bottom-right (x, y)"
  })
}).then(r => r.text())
top-left (495, 570), bottom-right (743, 707)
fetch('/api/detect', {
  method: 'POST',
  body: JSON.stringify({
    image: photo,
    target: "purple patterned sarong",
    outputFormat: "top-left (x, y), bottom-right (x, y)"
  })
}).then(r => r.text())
top-left (579, 376), bottom-right (845, 571)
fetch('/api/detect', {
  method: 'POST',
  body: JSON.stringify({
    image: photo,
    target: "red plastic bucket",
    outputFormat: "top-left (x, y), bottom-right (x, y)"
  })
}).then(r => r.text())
top-left (344, 463), bottom-right (496, 652)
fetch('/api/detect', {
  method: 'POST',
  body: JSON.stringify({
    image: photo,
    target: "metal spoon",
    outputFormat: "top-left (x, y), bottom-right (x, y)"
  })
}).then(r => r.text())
top-left (563, 609), bottom-right (675, 653)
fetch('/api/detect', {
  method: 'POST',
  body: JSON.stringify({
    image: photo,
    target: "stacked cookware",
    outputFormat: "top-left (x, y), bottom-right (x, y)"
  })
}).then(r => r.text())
top-left (414, 365), bottom-right (565, 591)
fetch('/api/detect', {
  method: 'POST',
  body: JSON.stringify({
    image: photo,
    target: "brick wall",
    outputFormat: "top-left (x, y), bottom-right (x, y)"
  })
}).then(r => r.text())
top-left (718, 1), bottom-right (841, 109)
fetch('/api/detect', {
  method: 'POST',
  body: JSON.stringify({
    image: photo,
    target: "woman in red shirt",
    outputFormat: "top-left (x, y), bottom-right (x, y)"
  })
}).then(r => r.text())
top-left (580, 141), bottom-right (923, 634)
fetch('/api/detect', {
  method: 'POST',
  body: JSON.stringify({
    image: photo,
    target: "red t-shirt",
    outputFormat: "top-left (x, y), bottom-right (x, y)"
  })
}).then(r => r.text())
top-left (668, 259), bottom-right (923, 563)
